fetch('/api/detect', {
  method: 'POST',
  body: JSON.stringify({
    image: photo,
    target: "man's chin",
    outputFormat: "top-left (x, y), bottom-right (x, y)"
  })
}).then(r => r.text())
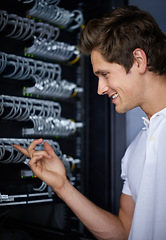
top-left (115, 106), bottom-right (127, 114)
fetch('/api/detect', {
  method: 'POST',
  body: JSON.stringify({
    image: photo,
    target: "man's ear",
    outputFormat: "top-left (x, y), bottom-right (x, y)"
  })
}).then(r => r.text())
top-left (133, 48), bottom-right (147, 74)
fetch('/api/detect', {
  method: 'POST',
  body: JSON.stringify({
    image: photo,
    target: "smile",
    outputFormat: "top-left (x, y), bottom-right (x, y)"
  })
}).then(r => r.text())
top-left (112, 93), bottom-right (119, 99)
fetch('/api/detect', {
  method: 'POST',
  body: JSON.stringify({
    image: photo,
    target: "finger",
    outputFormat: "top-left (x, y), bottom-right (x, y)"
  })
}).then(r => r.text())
top-left (43, 141), bottom-right (57, 158)
top-left (33, 150), bottom-right (52, 159)
top-left (28, 155), bottom-right (43, 168)
top-left (28, 138), bottom-right (43, 152)
top-left (13, 144), bottom-right (29, 157)
top-left (27, 139), bottom-right (43, 157)
top-left (28, 155), bottom-right (43, 175)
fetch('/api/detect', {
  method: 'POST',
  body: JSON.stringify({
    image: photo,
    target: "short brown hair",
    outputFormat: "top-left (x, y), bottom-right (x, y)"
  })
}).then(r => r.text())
top-left (79, 6), bottom-right (166, 75)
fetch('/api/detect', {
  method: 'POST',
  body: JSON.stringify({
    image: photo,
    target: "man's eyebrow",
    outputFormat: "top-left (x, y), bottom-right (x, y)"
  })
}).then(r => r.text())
top-left (94, 70), bottom-right (109, 75)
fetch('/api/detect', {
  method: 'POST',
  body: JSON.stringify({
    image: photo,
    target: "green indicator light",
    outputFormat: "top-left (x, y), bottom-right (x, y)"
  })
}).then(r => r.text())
top-left (30, 94), bottom-right (33, 97)
top-left (28, 54), bottom-right (30, 57)
top-left (36, 95), bottom-right (39, 98)
top-left (23, 87), bottom-right (26, 96)
top-left (27, 93), bottom-right (29, 96)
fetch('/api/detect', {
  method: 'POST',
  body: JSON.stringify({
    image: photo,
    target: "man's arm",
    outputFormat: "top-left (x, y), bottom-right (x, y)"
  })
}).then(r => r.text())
top-left (57, 178), bottom-right (135, 240)
top-left (118, 194), bottom-right (135, 239)
top-left (13, 139), bottom-right (135, 240)
top-left (59, 181), bottom-right (135, 240)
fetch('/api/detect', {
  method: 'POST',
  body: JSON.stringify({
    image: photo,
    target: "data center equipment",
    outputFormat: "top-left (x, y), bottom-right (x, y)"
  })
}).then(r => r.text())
top-left (0, 0), bottom-right (127, 239)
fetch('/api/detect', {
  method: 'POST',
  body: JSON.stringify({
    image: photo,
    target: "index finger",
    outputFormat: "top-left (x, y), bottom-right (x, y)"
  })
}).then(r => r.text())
top-left (13, 144), bottom-right (29, 157)
top-left (13, 138), bottom-right (43, 158)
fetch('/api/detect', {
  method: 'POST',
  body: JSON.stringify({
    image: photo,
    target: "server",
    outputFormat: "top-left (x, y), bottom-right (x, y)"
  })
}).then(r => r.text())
top-left (0, 0), bottom-right (126, 239)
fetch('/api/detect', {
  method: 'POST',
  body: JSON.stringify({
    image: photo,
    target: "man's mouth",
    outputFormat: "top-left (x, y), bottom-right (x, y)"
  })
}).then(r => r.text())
top-left (112, 93), bottom-right (119, 99)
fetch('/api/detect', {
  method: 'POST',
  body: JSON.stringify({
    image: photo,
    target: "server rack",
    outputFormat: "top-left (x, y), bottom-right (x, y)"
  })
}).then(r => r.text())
top-left (0, 0), bottom-right (127, 239)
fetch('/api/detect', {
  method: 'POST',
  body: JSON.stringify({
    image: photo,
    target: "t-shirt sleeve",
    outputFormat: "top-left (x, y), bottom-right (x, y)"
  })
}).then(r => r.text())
top-left (120, 129), bottom-right (144, 197)
top-left (121, 153), bottom-right (132, 196)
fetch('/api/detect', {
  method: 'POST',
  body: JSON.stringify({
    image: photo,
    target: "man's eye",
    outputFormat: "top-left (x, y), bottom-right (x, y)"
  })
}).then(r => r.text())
top-left (102, 73), bottom-right (108, 77)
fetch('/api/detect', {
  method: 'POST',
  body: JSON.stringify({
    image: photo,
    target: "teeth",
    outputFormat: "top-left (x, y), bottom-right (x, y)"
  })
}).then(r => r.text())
top-left (112, 93), bottom-right (119, 99)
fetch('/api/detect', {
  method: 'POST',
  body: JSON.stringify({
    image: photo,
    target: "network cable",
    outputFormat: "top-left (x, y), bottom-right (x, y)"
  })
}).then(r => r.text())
top-left (0, 10), bottom-right (60, 41)
top-left (0, 137), bottom-right (81, 187)
top-left (0, 138), bottom-right (62, 164)
top-left (25, 0), bottom-right (84, 31)
top-left (0, 95), bottom-right (83, 137)
top-left (26, 37), bottom-right (80, 63)
top-left (0, 52), bottom-right (61, 80)
top-left (23, 116), bottom-right (80, 137)
top-left (0, 52), bottom-right (83, 99)
top-left (0, 95), bottom-right (61, 121)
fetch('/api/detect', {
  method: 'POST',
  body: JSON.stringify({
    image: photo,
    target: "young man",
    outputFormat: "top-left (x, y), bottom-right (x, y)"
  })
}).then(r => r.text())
top-left (14, 6), bottom-right (166, 240)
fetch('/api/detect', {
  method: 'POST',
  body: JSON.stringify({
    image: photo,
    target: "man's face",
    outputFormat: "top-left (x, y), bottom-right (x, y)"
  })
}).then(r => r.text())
top-left (91, 50), bottom-right (145, 114)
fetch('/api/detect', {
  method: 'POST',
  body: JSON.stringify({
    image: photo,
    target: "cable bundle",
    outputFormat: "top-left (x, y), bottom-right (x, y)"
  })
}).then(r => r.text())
top-left (24, 77), bottom-right (78, 99)
top-left (0, 95), bottom-right (61, 121)
top-left (26, 37), bottom-right (80, 63)
top-left (0, 138), bottom-right (62, 164)
top-left (0, 10), bottom-right (60, 41)
top-left (61, 154), bottom-right (80, 185)
top-left (0, 52), bottom-right (61, 81)
top-left (27, 0), bottom-right (83, 31)
top-left (0, 137), bottom-right (80, 186)
top-left (0, 52), bottom-right (83, 99)
top-left (23, 116), bottom-right (77, 137)
top-left (0, 95), bottom-right (83, 137)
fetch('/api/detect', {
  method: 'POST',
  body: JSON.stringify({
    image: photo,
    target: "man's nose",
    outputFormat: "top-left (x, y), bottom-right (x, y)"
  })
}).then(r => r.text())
top-left (97, 78), bottom-right (109, 95)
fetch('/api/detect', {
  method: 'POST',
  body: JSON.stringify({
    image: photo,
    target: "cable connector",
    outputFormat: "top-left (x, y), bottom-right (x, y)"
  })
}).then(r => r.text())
top-left (0, 193), bottom-right (14, 202)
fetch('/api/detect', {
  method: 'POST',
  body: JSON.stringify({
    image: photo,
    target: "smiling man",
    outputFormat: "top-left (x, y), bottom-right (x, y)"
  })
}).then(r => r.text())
top-left (91, 50), bottom-right (147, 114)
top-left (14, 5), bottom-right (166, 240)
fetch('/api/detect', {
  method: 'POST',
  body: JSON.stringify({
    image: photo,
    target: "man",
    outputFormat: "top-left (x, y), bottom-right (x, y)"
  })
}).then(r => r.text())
top-left (14, 6), bottom-right (166, 240)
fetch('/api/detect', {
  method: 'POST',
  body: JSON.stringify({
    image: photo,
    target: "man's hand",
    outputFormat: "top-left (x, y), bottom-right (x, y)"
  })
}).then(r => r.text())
top-left (13, 139), bottom-right (67, 195)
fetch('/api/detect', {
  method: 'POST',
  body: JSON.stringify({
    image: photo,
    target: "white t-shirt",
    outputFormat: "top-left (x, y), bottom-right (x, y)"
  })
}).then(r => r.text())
top-left (121, 107), bottom-right (166, 240)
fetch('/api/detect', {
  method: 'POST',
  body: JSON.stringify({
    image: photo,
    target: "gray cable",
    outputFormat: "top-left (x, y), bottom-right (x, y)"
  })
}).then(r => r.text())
top-left (0, 51), bottom-right (83, 99)
top-left (0, 138), bottom-right (63, 163)
top-left (27, 0), bottom-right (83, 30)
top-left (0, 95), bottom-right (61, 121)
top-left (0, 10), bottom-right (60, 41)
top-left (26, 37), bottom-right (80, 62)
